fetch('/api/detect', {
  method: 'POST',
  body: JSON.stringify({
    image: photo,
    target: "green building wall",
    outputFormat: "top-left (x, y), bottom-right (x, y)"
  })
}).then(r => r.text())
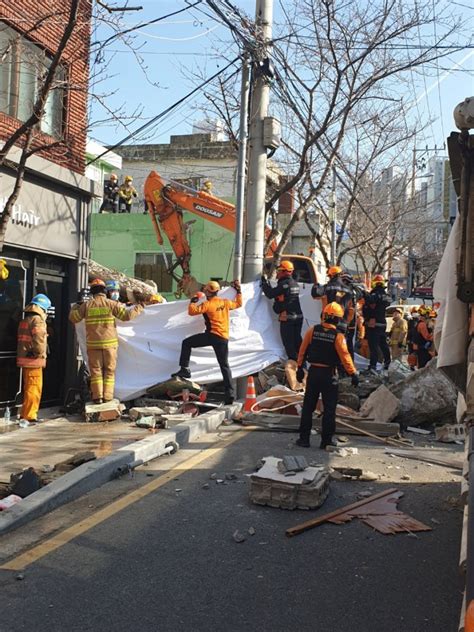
top-left (90, 213), bottom-right (235, 300)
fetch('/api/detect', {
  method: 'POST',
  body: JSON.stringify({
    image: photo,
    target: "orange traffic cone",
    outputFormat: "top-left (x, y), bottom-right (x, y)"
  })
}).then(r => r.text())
top-left (243, 376), bottom-right (257, 412)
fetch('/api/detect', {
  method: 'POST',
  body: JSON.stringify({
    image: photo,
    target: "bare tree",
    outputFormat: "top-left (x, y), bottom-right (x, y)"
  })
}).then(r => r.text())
top-left (198, 0), bottom-right (466, 270)
top-left (0, 0), bottom-right (165, 250)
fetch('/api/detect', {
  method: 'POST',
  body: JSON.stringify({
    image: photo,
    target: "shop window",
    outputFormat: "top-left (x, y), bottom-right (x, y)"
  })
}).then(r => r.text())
top-left (0, 24), bottom-right (66, 138)
top-left (134, 253), bottom-right (173, 293)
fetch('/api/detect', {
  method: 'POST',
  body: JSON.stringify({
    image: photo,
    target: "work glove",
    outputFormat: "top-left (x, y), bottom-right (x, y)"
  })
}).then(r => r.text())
top-left (424, 341), bottom-right (432, 350)
top-left (398, 342), bottom-right (404, 349)
top-left (231, 279), bottom-right (241, 293)
top-left (260, 275), bottom-right (268, 288)
top-left (296, 367), bottom-right (305, 383)
top-left (351, 372), bottom-right (360, 387)
top-left (190, 294), bottom-right (200, 303)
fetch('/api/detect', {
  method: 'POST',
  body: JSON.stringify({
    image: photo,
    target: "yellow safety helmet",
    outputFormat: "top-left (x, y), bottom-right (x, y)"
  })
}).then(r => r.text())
top-left (327, 266), bottom-right (342, 278)
top-left (277, 260), bottom-right (294, 273)
top-left (323, 302), bottom-right (344, 319)
top-left (203, 280), bottom-right (220, 293)
top-left (124, 175), bottom-right (133, 183)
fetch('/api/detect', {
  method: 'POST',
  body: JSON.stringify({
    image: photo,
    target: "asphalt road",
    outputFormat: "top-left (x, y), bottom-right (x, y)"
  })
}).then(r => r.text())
top-left (0, 427), bottom-right (464, 632)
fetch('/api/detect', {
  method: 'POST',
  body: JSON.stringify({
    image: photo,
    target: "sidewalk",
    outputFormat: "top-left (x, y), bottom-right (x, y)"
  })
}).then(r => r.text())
top-left (0, 403), bottom-right (239, 534)
top-left (0, 413), bottom-right (150, 483)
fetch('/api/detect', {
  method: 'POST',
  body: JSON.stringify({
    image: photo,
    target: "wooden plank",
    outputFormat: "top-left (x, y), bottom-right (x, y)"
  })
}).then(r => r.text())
top-left (286, 488), bottom-right (399, 538)
top-left (332, 418), bottom-right (410, 448)
top-left (385, 448), bottom-right (463, 470)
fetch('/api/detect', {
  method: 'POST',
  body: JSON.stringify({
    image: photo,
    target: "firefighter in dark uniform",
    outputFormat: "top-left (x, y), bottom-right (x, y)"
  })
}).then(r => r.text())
top-left (261, 260), bottom-right (303, 361)
top-left (362, 274), bottom-right (392, 372)
top-left (296, 302), bottom-right (359, 449)
top-left (312, 266), bottom-right (356, 356)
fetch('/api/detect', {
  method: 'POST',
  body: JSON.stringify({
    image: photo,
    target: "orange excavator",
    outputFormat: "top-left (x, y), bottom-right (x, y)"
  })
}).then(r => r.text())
top-left (144, 171), bottom-right (284, 296)
top-left (144, 171), bottom-right (319, 297)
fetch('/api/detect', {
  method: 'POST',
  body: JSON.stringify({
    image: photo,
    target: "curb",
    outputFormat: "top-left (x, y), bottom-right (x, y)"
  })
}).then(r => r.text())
top-left (0, 403), bottom-right (242, 536)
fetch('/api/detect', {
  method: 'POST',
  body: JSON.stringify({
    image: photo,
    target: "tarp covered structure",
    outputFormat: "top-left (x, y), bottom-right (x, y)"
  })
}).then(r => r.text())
top-left (76, 282), bottom-right (319, 400)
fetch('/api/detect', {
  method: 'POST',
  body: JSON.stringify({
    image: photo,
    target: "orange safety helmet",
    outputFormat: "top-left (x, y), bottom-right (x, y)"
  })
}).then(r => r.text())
top-left (410, 306), bottom-right (419, 314)
top-left (371, 274), bottom-right (385, 288)
top-left (429, 310), bottom-right (437, 318)
top-left (203, 280), bottom-right (220, 293)
top-left (327, 265), bottom-right (342, 278)
top-left (323, 301), bottom-right (344, 319)
top-left (277, 260), bottom-right (294, 273)
top-left (90, 278), bottom-right (106, 288)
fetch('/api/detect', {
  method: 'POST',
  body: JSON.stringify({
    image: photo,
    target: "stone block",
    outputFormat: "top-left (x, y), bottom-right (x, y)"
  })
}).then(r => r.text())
top-left (360, 384), bottom-right (400, 423)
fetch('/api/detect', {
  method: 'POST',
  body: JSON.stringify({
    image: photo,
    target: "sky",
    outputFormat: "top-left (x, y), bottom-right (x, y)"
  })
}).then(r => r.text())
top-left (89, 0), bottom-right (474, 166)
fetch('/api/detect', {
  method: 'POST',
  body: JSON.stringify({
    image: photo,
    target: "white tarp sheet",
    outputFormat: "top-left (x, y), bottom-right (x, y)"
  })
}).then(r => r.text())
top-left (433, 215), bottom-right (468, 368)
top-left (77, 282), bottom-right (321, 401)
top-left (76, 281), bottom-right (371, 401)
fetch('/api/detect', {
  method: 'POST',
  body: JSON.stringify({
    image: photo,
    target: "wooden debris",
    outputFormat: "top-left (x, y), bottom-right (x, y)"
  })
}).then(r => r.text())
top-left (333, 417), bottom-right (409, 448)
top-left (286, 487), bottom-right (431, 537)
top-left (385, 448), bottom-right (463, 470)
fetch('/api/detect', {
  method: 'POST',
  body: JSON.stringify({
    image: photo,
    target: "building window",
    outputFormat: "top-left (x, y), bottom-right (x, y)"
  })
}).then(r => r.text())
top-left (0, 24), bottom-right (66, 138)
top-left (134, 253), bottom-right (173, 293)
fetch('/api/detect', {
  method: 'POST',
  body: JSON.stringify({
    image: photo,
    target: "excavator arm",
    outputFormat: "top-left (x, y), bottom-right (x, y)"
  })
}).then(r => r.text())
top-left (144, 170), bottom-right (283, 297)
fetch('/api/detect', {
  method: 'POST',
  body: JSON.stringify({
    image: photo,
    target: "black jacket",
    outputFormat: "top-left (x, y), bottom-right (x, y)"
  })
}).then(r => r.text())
top-left (362, 287), bottom-right (391, 327)
top-left (262, 275), bottom-right (303, 322)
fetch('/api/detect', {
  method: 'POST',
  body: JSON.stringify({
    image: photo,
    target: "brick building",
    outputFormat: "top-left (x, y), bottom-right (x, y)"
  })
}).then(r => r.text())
top-left (0, 1), bottom-right (95, 407)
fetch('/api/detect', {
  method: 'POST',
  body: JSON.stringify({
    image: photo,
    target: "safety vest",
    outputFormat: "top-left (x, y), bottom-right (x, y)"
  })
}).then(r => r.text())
top-left (305, 325), bottom-right (339, 366)
top-left (273, 277), bottom-right (303, 321)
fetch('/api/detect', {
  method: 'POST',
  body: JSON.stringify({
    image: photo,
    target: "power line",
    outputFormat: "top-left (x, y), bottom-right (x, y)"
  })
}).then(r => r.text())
top-left (91, 0), bottom-right (204, 50)
top-left (87, 56), bottom-right (240, 165)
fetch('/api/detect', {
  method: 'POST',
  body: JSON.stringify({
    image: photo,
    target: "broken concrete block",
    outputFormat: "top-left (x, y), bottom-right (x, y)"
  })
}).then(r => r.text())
top-left (84, 399), bottom-right (123, 422)
top-left (435, 423), bottom-right (466, 443)
top-left (360, 384), bottom-right (400, 424)
top-left (135, 415), bottom-right (156, 429)
top-left (250, 456), bottom-right (329, 510)
top-left (387, 359), bottom-right (412, 384)
top-left (277, 455), bottom-right (309, 473)
top-left (337, 392), bottom-right (360, 411)
top-left (388, 358), bottom-right (457, 426)
top-left (129, 406), bottom-right (166, 421)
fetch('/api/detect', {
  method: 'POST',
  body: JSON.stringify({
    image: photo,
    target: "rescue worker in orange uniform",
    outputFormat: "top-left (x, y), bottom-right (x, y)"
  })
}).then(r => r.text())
top-left (16, 294), bottom-right (51, 423)
top-left (172, 280), bottom-right (242, 404)
top-left (296, 302), bottom-right (359, 449)
top-left (261, 260), bottom-right (303, 361)
top-left (69, 279), bottom-right (144, 403)
top-left (415, 306), bottom-right (434, 368)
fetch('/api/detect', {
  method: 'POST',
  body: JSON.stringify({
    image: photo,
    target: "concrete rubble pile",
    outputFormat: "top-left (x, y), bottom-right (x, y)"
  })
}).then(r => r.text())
top-left (252, 357), bottom-right (457, 435)
top-left (387, 358), bottom-right (458, 427)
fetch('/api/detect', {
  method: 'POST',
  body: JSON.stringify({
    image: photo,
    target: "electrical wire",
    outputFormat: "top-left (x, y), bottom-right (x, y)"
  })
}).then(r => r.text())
top-left (135, 24), bottom-right (220, 41)
top-left (432, 0), bottom-right (446, 142)
top-left (87, 56), bottom-right (240, 165)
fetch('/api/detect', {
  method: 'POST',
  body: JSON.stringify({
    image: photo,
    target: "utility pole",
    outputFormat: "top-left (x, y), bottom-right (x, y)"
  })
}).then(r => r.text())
top-left (330, 167), bottom-right (337, 264)
top-left (242, 0), bottom-right (274, 283)
top-left (233, 55), bottom-right (250, 281)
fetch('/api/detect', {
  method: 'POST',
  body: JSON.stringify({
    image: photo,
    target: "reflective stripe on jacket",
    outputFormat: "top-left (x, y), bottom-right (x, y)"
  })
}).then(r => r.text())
top-left (188, 292), bottom-right (242, 339)
top-left (69, 294), bottom-right (144, 349)
top-left (16, 304), bottom-right (47, 368)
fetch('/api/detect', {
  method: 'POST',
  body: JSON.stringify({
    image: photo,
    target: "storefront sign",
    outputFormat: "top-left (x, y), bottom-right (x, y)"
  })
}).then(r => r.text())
top-left (0, 173), bottom-right (80, 257)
